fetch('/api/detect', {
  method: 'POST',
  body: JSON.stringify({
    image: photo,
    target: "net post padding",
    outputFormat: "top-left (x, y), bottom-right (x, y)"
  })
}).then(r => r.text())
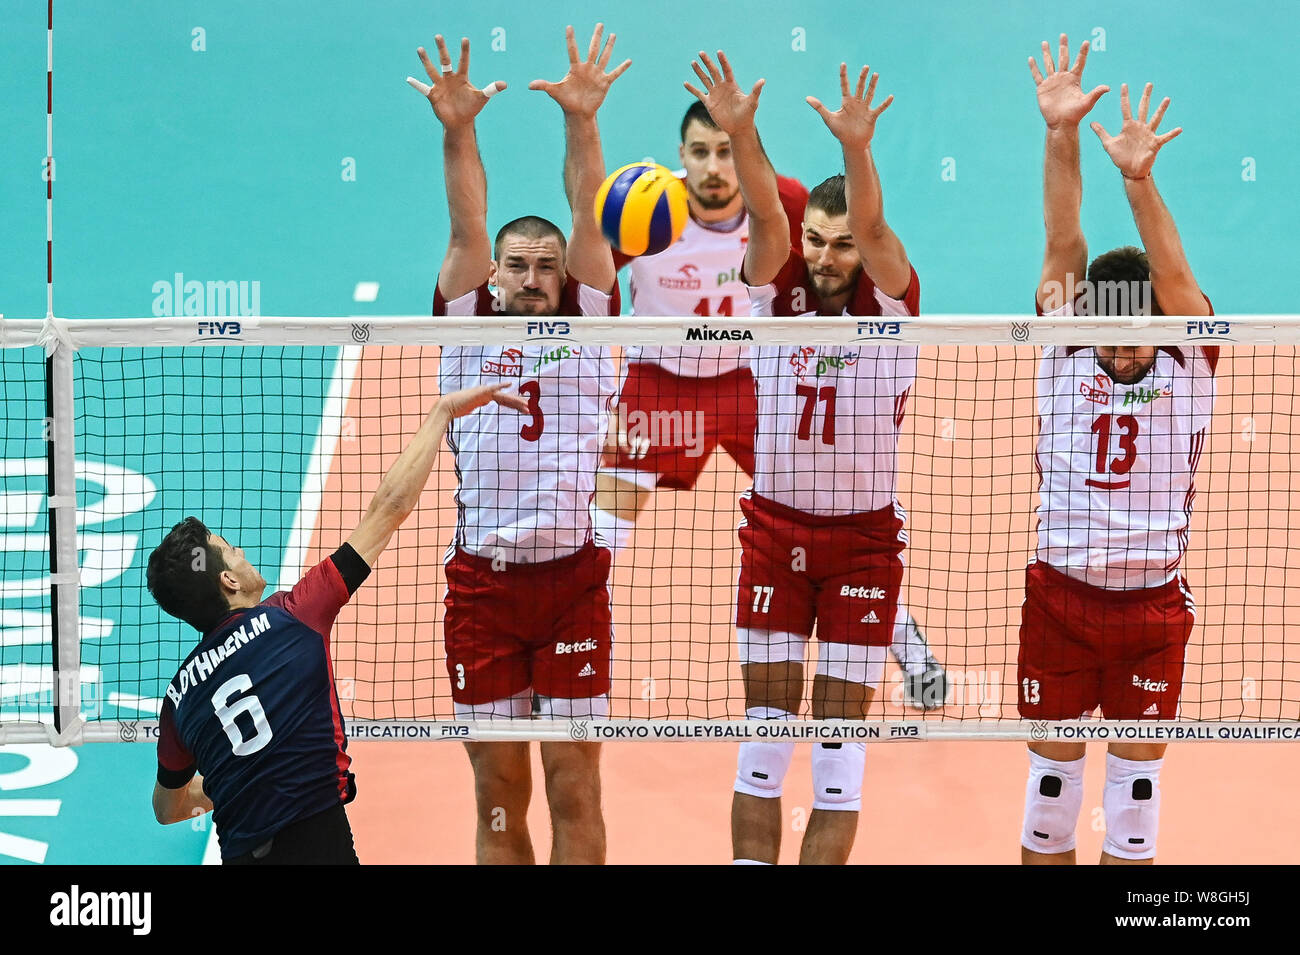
top-left (46, 335), bottom-right (84, 743)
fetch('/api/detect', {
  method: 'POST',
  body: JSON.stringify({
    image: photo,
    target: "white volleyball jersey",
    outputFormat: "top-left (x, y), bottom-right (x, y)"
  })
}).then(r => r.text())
top-left (1034, 343), bottom-right (1218, 589)
top-left (745, 249), bottom-right (921, 516)
top-left (622, 173), bottom-right (809, 379)
top-left (625, 214), bottom-right (752, 378)
top-left (434, 276), bottom-right (617, 563)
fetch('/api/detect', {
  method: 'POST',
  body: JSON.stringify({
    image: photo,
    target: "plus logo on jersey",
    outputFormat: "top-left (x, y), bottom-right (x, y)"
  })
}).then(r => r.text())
top-left (1121, 384), bottom-right (1172, 409)
top-left (658, 264), bottom-right (702, 291)
top-left (788, 348), bottom-right (860, 381)
top-left (481, 348), bottom-right (523, 376)
top-left (1080, 373), bottom-right (1111, 405)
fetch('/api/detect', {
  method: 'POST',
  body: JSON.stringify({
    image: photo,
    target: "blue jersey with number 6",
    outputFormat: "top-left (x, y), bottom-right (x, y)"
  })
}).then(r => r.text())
top-left (156, 553), bottom-right (355, 859)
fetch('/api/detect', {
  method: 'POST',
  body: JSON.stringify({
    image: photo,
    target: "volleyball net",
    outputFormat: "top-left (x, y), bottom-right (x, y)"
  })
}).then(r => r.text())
top-left (1, 315), bottom-right (1297, 744)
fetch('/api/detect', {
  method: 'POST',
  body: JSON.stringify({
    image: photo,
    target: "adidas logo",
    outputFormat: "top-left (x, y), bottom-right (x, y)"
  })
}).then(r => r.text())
top-left (1143, 702), bottom-right (1160, 716)
top-left (861, 611), bottom-right (880, 624)
top-left (578, 662), bottom-right (596, 678)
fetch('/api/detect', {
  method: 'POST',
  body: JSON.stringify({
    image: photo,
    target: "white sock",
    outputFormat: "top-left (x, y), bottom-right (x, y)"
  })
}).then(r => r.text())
top-left (592, 506), bottom-right (637, 553)
top-left (733, 858), bottom-right (773, 865)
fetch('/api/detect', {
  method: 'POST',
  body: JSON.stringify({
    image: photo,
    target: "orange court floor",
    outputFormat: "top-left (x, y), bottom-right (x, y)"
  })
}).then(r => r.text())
top-left (308, 345), bottom-right (1300, 864)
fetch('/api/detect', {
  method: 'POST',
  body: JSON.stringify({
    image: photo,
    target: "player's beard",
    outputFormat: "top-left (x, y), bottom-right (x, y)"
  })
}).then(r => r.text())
top-left (810, 270), bottom-right (853, 301)
top-left (504, 293), bottom-right (555, 316)
top-left (688, 179), bottom-right (739, 211)
top-left (1098, 354), bottom-right (1156, 385)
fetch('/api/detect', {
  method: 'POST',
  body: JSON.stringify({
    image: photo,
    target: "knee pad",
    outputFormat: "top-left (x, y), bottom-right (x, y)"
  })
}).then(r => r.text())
top-left (811, 739), bottom-right (867, 811)
top-left (815, 642), bottom-right (887, 689)
top-left (1021, 751), bottom-right (1085, 854)
top-left (1103, 754), bottom-right (1162, 860)
top-left (738, 628), bottom-right (808, 666)
top-left (590, 500), bottom-right (639, 553)
top-left (734, 707), bottom-right (795, 798)
top-left (535, 694), bottom-right (609, 719)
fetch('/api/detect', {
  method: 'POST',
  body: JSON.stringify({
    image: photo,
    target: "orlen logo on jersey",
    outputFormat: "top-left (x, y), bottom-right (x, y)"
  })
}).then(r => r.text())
top-left (526, 320), bottom-right (571, 337)
top-left (685, 324), bottom-right (753, 342)
top-left (1186, 320), bottom-right (1231, 337)
top-left (855, 320), bottom-right (903, 339)
top-left (839, 585), bottom-right (886, 599)
top-left (1132, 674), bottom-right (1170, 692)
top-left (1080, 373), bottom-right (1111, 405)
top-left (481, 348), bottom-right (523, 376)
top-left (659, 264), bottom-right (702, 291)
top-left (555, 638), bottom-right (598, 655)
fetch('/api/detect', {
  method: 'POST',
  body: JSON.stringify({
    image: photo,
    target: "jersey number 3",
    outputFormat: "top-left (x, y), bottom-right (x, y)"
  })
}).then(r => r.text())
top-left (212, 674), bottom-right (273, 756)
top-left (519, 380), bottom-right (544, 441)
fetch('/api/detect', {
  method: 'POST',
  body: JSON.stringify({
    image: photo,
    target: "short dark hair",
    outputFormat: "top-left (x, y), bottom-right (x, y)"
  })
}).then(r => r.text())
top-left (1086, 245), bottom-right (1157, 316)
top-left (146, 516), bottom-right (230, 633)
top-left (494, 216), bottom-right (567, 261)
top-left (680, 101), bottom-right (719, 143)
top-left (806, 174), bottom-right (848, 218)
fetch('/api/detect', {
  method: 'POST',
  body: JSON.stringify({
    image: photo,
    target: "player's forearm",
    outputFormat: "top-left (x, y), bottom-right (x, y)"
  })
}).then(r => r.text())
top-left (443, 124), bottom-right (489, 241)
top-left (562, 112), bottom-right (617, 291)
top-left (1123, 175), bottom-right (1201, 302)
top-left (154, 776), bottom-right (212, 825)
top-left (730, 125), bottom-right (785, 226)
top-left (731, 124), bottom-right (790, 283)
top-left (843, 144), bottom-right (886, 239)
top-left (563, 112), bottom-right (606, 209)
top-left (1042, 126), bottom-right (1085, 256)
top-left (367, 404), bottom-right (452, 523)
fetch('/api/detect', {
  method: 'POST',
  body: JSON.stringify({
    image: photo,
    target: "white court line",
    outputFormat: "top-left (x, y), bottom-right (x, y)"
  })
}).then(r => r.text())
top-left (202, 345), bottom-right (362, 864)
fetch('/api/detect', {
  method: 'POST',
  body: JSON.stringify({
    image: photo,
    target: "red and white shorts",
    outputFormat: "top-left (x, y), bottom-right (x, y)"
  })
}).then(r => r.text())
top-left (1017, 561), bottom-right (1195, 720)
top-left (735, 493), bottom-right (905, 647)
top-left (609, 362), bottom-right (757, 488)
top-left (443, 542), bottom-right (613, 709)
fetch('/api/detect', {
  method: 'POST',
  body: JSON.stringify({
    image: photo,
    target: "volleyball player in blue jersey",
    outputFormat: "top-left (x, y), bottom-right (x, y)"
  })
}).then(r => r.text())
top-left (146, 382), bottom-right (525, 864)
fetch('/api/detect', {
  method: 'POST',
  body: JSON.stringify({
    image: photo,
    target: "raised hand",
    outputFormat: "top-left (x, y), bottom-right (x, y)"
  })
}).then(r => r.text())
top-left (407, 35), bottom-right (506, 128)
top-left (440, 382), bottom-right (530, 419)
top-left (529, 23), bottom-right (631, 117)
top-left (1028, 34), bottom-right (1109, 129)
top-left (683, 50), bottom-right (764, 135)
top-left (807, 63), bottom-right (893, 150)
top-left (1091, 83), bottom-right (1182, 180)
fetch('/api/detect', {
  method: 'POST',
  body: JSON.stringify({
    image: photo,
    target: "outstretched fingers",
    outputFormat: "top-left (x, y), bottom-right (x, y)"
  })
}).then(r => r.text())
top-left (864, 70), bottom-right (879, 105)
top-left (586, 23), bottom-right (604, 63)
top-left (1071, 39), bottom-right (1090, 75)
top-left (1119, 82), bottom-right (1132, 120)
top-left (1148, 96), bottom-right (1171, 131)
top-left (1137, 82), bottom-right (1152, 122)
top-left (717, 50), bottom-right (737, 83)
top-left (433, 34), bottom-right (454, 72)
top-left (416, 46), bottom-right (440, 84)
top-left (698, 51), bottom-right (723, 85)
top-left (565, 24), bottom-right (580, 64)
top-left (1041, 40), bottom-right (1056, 76)
top-left (1156, 127), bottom-right (1183, 147)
